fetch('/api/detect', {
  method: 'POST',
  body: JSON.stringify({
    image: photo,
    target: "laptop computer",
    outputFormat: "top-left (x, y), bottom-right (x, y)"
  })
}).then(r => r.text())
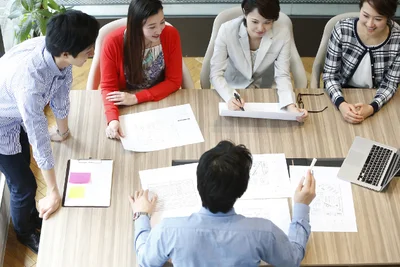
top-left (337, 136), bottom-right (400, 191)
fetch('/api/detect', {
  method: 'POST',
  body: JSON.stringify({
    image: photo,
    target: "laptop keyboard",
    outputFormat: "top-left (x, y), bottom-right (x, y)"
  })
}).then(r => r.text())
top-left (357, 145), bottom-right (392, 186)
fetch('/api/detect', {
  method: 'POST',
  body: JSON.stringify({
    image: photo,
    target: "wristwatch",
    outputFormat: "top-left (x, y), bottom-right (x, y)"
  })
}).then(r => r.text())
top-left (133, 212), bottom-right (151, 221)
top-left (57, 128), bottom-right (70, 138)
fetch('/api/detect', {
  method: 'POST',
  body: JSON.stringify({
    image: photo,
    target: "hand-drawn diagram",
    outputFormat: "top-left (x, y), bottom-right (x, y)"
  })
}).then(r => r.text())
top-left (148, 179), bottom-right (198, 212)
top-left (241, 154), bottom-right (292, 199)
top-left (311, 184), bottom-right (344, 217)
top-left (249, 161), bottom-right (269, 186)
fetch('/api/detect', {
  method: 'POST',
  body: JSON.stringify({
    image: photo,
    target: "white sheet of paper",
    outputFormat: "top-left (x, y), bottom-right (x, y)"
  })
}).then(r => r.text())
top-left (119, 104), bottom-right (204, 152)
top-left (139, 163), bottom-right (202, 227)
top-left (219, 102), bottom-right (303, 121)
top-left (240, 154), bottom-right (292, 199)
top-left (63, 159), bottom-right (113, 207)
top-left (234, 199), bottom-right (291, 235)
top-left (290, 166), bottom-right (357, 232)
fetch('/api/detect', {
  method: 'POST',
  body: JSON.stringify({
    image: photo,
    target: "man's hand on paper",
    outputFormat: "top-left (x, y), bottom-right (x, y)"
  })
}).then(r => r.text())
top-left (294, 169), bottom-right (316, 206)
top-left (286, 104), bottom-right (309, 123)
top-left (106, 120), bottom-right (124, 139)
top-left (128, 189), bottom-right (158, 215)
top-left (228, 96), bottom-right (245, 111)
top-left (338, 102), bottom-right (364, 124)
top-left (38, 187), bottom-right (61, 220)
top-left (106, 91), bottom-right (138, 106)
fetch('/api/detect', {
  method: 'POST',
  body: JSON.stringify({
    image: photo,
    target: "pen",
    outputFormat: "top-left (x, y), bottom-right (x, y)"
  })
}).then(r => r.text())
top-left (233, 93), bottom-right (245, 111)
top-left (309, 158), bottom-right (317, 172)
top-left (303, 158), bottom-right (317, 185)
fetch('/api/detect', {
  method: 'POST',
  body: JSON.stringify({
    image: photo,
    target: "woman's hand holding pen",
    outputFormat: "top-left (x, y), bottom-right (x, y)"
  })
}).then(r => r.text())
top-left (287, 104), bottom-right (309, 123)
top-left (228, 96), bottom-right (246, 111)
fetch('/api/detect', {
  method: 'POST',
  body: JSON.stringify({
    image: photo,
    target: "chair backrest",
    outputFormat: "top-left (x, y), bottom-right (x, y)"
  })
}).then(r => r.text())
top-left (200, 6), bottom-right (307, 89)
top-left (86, 18), bottom-right (194, 90)
top-left (310, 12), bottom-right (359, 88)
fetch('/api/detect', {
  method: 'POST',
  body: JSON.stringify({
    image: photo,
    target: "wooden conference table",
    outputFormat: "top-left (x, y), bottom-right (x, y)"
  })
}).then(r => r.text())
top-left (37, 89), bottom-right (400, 267)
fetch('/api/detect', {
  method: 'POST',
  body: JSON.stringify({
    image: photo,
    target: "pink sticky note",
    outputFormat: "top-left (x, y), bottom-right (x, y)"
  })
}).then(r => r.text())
top-left (69, 172), bottom-right (91, 184)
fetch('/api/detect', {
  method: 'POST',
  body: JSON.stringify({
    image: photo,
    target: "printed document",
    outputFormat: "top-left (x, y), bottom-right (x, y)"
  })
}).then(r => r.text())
top-left (119, 104), bottom-right (204, 152)
top-left (290, 166), bottom-right (357, 232)
top-left (240, 154), bottom-right (292, 199)
top-left (219, 102), bottom-right (303, 121)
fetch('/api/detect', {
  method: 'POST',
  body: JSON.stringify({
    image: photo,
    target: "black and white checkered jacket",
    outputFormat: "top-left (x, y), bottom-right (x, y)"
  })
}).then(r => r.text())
top-left (323, 17), bottom-right (400, 113)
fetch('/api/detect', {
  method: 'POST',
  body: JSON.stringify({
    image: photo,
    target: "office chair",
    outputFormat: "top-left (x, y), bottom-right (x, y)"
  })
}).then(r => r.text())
top-left (310, 12), bottom-right (359, 89)
top-left (86, 18), bottom-right (194, 90)
top-left (200, 6), bottom-right (307, 89)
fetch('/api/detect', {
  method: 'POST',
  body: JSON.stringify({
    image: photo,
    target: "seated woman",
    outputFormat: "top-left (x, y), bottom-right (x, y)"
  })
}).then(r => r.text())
top-left (210, 0), bottom-right (308, 122)
top-left (323, 0), bottom-right (399, 124)
top-left (101, 0), bottom-right (182, 139)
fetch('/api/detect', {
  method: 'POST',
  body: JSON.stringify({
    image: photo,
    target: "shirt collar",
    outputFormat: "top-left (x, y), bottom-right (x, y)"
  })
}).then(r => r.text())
top-left (43, 46), bottom-right (65, 76)
top-left (198, 207), bottom-right (237, 216)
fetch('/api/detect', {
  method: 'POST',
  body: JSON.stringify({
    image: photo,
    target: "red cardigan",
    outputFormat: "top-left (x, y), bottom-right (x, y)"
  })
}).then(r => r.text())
top-left (100, 25), bottom-right (183, 123)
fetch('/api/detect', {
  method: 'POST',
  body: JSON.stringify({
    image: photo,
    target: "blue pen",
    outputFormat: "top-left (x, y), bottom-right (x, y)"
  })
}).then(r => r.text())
top-left (234, 93), bottom-right (245, 111)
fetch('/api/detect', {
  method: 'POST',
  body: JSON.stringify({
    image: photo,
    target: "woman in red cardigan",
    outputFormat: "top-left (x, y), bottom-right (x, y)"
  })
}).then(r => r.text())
top-left (101, 0), bottom-right (182, 139)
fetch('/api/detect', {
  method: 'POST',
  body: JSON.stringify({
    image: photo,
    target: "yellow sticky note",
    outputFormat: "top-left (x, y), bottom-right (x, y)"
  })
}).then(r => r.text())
top-left (68, 186), bottom-right (85, 199)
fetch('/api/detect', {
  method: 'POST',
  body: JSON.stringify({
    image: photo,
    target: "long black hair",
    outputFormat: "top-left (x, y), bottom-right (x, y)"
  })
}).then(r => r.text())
top-left (124, 0), bottom-right (163, 85)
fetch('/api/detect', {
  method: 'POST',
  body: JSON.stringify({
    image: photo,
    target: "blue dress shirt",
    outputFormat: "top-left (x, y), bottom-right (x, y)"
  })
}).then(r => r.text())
top-left (0, 37), bottom-right (72, 169)
top-left (135, 203), bottom-right (311, 267)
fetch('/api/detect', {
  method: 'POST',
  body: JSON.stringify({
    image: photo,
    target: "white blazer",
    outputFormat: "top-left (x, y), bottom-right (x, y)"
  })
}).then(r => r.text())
top-left (210, 16), bottom-right (295, 109)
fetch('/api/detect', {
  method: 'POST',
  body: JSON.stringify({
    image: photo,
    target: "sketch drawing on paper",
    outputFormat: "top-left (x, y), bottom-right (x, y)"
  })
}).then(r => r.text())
top-left (148, 179), bottom-right (198, 212)
top-left (311, 184), bottom-right (344, 217)
top-left (249, 160), bottom-right (270, 186)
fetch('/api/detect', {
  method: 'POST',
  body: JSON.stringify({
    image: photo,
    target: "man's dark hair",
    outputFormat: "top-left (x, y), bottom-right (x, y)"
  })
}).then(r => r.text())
top-left (241, 0), bottom-right (280, 27)
top-left (197, 140), bottom-right (253, 213)
top-left (46, 10), bottom-right (100, 57)
top-left (359, 0), bottom-right (397, 21)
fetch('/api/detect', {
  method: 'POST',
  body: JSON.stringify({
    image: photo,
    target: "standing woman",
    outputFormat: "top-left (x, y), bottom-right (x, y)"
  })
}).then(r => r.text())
top-left (323, 0), bottom-right (400, 124)
top-left (101, 0), bottom-right (183, 139)
top-left (210, 0), bottom-right (308, 122)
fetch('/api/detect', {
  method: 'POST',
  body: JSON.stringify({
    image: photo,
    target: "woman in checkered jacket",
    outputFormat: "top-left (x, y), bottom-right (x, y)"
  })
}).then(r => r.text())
top-left (323, 0), bottom-right (399, 124)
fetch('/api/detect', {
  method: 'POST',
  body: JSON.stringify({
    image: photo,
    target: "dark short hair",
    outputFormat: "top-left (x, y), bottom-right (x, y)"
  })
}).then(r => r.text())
top-left (241, 0), bottom-right (280, 26)
top-left (197, 140), bottom-right (253, 213)
top-left (46, 10), bottom-right (99, 58)
top-left (359, 0), bottom-right (397, 20)
top-left (125, 0), bottom-right (163, 85)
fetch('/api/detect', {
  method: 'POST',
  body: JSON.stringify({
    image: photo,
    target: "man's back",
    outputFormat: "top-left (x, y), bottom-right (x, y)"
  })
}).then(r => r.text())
top-left (135, 205), bottom-right (310, 267)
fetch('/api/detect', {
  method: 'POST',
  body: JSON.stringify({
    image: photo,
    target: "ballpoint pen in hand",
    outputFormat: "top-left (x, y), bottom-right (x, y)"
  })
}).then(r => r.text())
top-left (233, 93), bottom-right (245, 111)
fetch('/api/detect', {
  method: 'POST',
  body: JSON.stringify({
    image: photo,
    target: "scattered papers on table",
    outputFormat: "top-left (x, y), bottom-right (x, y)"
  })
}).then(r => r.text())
top-left (140, 160), bottom-right (293, 231)
top-left (119, 104), bottom-right (204, 152)
top-left (234, 199), bottom-right (291, 235)
top-left (63, 159), bottom-right (113, 207)
top-left (219, 102), bottom-right (303, 121)
top-left (290, 166), bottom-right (357, 232)
top-left (240, 154), bottom-right (292, 199)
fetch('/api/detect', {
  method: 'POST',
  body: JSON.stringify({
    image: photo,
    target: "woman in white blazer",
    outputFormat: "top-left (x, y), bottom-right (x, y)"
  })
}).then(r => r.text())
top-left (210, 0), bottom-right (308, 122)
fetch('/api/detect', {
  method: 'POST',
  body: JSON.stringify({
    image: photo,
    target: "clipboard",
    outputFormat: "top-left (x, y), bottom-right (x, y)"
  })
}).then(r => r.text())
top-left (62, 158), bottom-right (114, 208)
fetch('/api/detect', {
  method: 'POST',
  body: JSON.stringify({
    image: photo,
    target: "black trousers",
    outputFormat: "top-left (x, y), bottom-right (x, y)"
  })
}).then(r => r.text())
top-left (0, 128), bottom-right (39, 237)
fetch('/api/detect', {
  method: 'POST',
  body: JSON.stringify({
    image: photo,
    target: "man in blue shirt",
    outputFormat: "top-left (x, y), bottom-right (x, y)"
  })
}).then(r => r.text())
top-left (0, 11), bottom-right (99, 253)
top-left (129, 140), bottom-right (316, 267)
